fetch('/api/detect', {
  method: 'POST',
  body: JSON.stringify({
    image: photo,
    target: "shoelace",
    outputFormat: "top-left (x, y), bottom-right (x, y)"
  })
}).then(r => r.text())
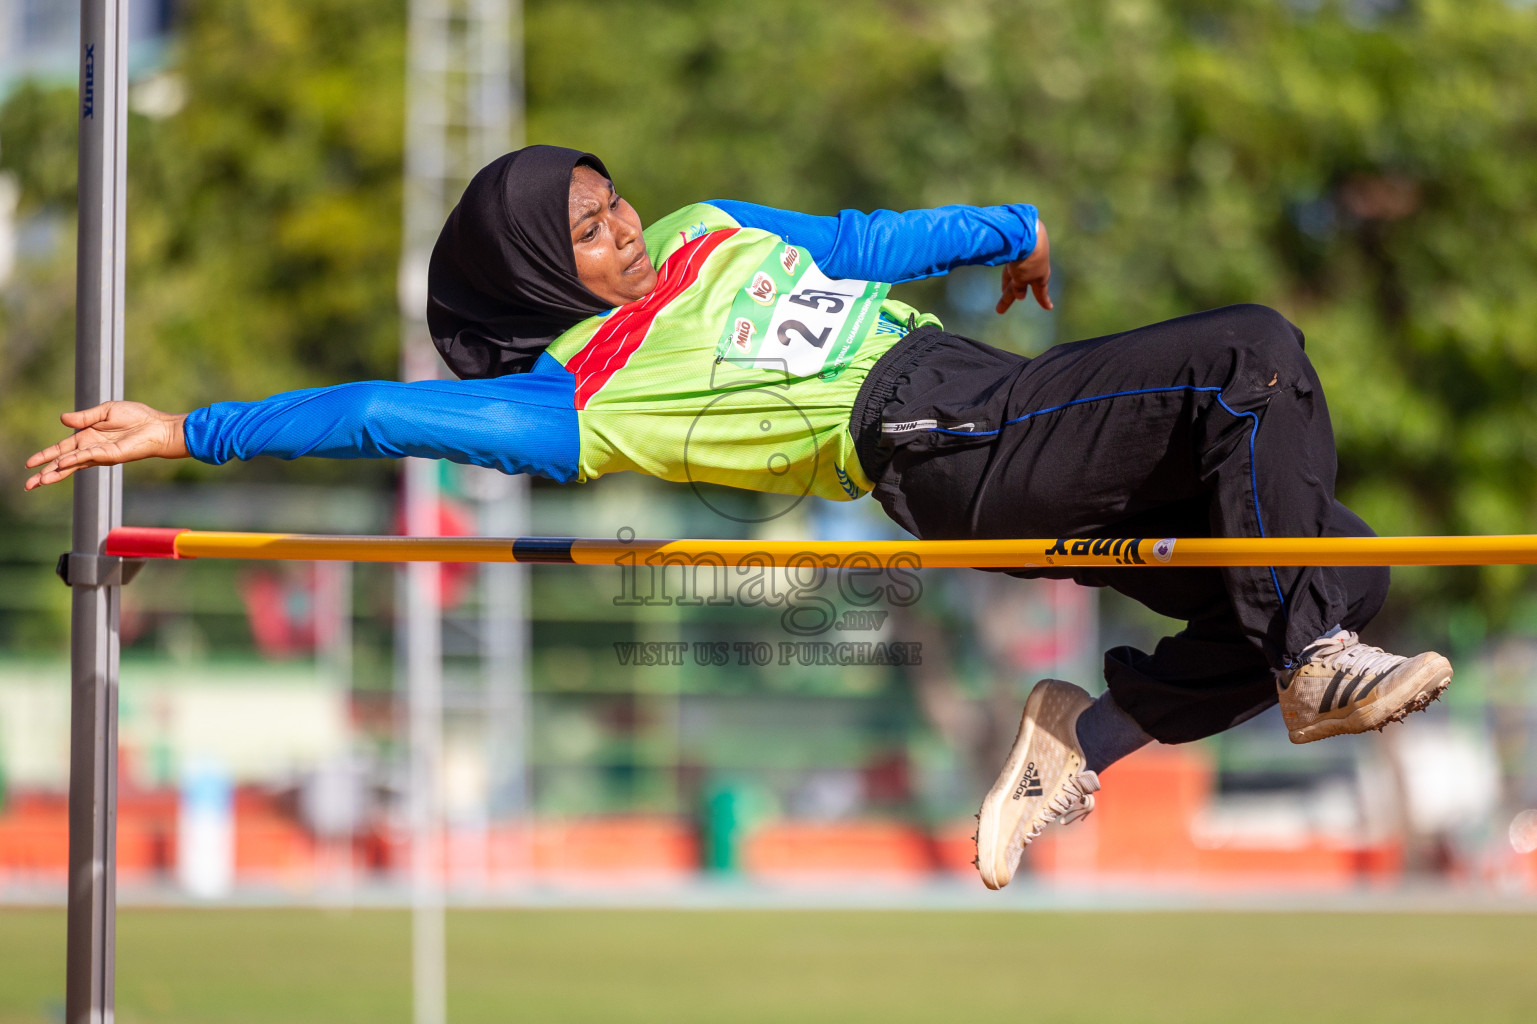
top-left (1022, 770), bottom-right (1102, 843)
top-left (1296, 630), bottom-right (1405, 678)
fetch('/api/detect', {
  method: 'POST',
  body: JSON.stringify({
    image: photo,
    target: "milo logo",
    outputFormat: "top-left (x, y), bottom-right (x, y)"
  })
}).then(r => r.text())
top-left (748, 271), bottom-right (777, 306)
top-left (731, 317), bottom-right (755, 351)
top-left (780, 246), bottom-right (800, 275)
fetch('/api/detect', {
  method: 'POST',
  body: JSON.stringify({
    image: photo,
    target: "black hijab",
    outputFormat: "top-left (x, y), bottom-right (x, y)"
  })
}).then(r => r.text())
top-left (427, 145), bottom-right (615, 379)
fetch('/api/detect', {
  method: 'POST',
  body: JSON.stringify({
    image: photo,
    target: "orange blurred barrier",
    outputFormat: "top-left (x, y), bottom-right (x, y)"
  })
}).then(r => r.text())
top-left (1019, 745), bottom-right (1404, 886)
top-left (743, 821), bottom-right (942, 878)
top-left (484, 818), bottom-right (700, 880)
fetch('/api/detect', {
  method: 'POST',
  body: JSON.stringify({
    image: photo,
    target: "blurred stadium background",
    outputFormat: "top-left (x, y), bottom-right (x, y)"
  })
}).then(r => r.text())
top-left (3, 0), bottom-right (1537, 1021)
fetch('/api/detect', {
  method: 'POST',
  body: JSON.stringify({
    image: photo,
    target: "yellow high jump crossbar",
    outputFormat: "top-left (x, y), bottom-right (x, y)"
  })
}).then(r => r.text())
top-left (105, 527), bottom-right (1537, 568)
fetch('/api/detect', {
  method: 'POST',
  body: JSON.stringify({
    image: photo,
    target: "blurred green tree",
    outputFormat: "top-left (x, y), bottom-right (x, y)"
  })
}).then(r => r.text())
top-left (0, 0), bottom-right (406, 503)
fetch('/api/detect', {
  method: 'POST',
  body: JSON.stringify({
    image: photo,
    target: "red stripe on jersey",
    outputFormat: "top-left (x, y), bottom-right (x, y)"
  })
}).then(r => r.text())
top-left (567, 228), bottom-right (737, 410)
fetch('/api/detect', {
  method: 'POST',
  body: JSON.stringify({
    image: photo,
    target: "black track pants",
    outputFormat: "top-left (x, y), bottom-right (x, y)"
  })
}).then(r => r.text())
top-left (851, 304), bottom-right (1390, 743)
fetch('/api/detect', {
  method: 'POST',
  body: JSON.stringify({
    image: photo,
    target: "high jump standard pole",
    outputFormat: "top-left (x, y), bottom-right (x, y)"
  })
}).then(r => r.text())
top-left (64, 0), bottom-right (129, 1019)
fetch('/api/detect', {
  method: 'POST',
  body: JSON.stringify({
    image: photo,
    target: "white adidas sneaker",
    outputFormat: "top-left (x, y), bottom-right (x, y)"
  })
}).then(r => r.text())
top-left (1278, 630), bottom-right (1452, 744)
top-left (974, 679), bottom-right (1100, 890)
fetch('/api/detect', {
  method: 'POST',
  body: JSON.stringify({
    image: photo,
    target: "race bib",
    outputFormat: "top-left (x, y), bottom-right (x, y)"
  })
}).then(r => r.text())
top-left (715, 244), bottom-right (889, 380)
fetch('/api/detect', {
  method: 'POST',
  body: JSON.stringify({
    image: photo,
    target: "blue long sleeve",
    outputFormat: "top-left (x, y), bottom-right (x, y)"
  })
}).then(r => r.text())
top-left (183, 351), bottom-right (581, 482)
top-left (707, 200), bottom-right (1038, 284)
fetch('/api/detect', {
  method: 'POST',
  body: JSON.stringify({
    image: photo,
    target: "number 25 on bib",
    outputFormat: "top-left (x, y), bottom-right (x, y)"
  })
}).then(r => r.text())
top-left (715, 244), bottom-right (889, 380)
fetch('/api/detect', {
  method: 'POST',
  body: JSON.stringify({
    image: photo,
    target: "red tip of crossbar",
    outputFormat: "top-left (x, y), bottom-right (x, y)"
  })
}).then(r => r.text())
top-left (105, 527), bottom-right (190, 559)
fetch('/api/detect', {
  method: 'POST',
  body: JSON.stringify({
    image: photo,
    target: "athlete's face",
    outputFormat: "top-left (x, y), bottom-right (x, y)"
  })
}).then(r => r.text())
top-left (569, 164), bottom-right (657, 306)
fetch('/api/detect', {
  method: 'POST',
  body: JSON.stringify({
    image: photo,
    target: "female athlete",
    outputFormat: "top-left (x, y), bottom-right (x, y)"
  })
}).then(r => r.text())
top-left (25, 145), bottom-right (1452, 890)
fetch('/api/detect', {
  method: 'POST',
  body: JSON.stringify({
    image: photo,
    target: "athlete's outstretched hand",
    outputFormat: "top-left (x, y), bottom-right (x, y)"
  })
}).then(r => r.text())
top-left (24, 401), bottom-right (189, 491)
top-left (996, 218), bottom-right (1052, 314)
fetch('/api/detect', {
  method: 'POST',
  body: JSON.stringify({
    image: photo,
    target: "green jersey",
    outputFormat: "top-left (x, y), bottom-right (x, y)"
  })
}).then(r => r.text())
top-left (544, 203), bottom-right (942, 502)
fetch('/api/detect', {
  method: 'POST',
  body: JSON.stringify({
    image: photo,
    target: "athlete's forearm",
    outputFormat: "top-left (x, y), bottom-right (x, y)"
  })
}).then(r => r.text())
top-left (185, 356), bottom-right (581, 482)
top-left (707, 200), bottom-right (1038, 284)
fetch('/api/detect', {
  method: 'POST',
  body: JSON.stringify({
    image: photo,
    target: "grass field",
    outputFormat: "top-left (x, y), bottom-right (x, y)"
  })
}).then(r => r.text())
top-left (0, 907), bottom-right (1534, 1023)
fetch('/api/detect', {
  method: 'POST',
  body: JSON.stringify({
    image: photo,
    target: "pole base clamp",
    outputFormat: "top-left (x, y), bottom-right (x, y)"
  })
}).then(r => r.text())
top-left (55, 553), bottom-right (145, 587)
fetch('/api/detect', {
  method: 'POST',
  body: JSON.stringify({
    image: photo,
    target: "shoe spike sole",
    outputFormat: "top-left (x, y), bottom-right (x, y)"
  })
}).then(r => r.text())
top-left (1374, 677), bottom-right (1451, 731)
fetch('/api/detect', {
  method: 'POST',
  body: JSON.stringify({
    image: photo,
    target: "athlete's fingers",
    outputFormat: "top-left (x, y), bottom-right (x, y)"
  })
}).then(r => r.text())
top-left (1031, 274), bottom-right (1053, 311)
top-left (996, 267), bottom-right (1018, 314)
top-left (29, 405), bottom-right (117, 471)
top-left (24, 461), bottom-right (82, 491)
top-left (25, 433), bottom-right (83, 469)
top-left (24, 454), bottom-right (78, 490)
top-left (24, 442), bottom-right (117, 490)
top-left (60, 404), bottom-right (115, 431)
top-left (50, 440), bottom-right (124, 475)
